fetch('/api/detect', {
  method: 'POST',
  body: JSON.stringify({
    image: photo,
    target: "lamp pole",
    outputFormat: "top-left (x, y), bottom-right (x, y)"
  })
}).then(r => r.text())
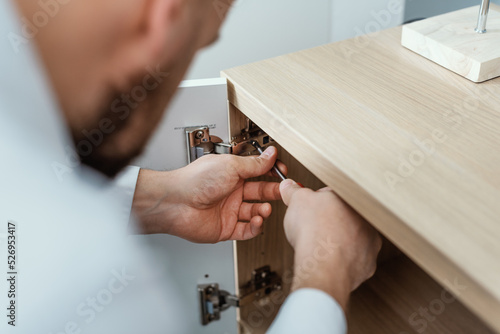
top-left (475, 0), bottom-right (491, 33)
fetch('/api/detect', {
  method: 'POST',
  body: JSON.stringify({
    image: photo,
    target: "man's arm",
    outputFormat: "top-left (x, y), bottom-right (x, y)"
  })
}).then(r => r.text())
top-left (130, 146), bottom-right (286, 243)
top-left (268, 179), bottom-right (382, 333)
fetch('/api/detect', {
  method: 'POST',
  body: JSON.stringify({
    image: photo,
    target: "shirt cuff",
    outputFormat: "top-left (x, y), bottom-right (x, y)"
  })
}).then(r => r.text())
top-left (113, 166), bottom-right (141, 227)
top-left (267, 288), bottom-right (347, 334)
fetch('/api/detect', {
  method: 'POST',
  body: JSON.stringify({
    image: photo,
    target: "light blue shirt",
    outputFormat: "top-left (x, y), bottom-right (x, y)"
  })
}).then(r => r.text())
top-left (269, 289), bottom-right (346, 334)
top-left (0, 1), bottom-right (346, 333)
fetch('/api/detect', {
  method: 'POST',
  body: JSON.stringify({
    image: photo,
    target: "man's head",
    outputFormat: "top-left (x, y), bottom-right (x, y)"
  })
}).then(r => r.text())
top-left (15, 0), bottom-right (233, 177)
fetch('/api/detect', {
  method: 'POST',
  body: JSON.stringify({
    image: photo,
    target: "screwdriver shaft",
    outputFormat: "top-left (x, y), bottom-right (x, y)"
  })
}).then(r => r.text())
top-left (249, 140), bottom-right (287, 181)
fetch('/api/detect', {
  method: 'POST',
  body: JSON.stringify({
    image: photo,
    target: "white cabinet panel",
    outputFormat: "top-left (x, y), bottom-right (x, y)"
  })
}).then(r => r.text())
top-left (134, 78), bottom-right (229, 171)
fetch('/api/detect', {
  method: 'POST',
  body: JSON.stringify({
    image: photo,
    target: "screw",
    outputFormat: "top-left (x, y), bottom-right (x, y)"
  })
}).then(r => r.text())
top-left (195, 130), bottom-right (205, 139)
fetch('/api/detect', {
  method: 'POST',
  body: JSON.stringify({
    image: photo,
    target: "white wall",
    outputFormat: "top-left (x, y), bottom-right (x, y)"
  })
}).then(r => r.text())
top-left (186, 0), bottom-right (331, 79)
top-left (331, 0), bottom-right (405, 42)
top-left (186, 0), bottom-right (405, 80)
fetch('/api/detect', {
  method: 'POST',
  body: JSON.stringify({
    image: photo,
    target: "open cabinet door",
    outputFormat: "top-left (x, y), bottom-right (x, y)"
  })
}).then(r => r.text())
top-left (132, 78), bottom-right (238, 334)
top-left (131, 79), bottom-right (326, 333)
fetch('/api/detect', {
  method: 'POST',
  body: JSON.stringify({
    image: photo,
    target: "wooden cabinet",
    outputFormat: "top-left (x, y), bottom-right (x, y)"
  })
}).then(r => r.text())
top-left (222, 10), bottom-right (500, 333)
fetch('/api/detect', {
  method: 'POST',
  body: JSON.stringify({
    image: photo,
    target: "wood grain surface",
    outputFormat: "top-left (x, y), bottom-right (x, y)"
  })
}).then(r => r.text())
top-left (402, 6), bottom-right (500, 82)
top-left (230, 106), bottom-right (490, 334)
top-left (348, 255), bottom-right (494, 334)
top-left (222, 18), bottom-right (500, 332)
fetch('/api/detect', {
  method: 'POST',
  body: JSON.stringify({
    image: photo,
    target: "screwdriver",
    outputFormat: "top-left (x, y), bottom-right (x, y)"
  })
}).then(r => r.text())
top-left (249, 140), bottom-right (287, 181)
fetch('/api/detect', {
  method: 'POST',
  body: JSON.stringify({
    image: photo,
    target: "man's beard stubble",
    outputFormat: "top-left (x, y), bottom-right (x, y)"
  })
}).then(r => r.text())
top-left (70, 61), bottom-right (185, 179)
top-left (70, 88), bottom-right (149, 179)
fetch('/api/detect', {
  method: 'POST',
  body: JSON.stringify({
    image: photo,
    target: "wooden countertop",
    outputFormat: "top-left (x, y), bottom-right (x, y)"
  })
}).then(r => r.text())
top-left (222, 20), bottom-right (500, 332)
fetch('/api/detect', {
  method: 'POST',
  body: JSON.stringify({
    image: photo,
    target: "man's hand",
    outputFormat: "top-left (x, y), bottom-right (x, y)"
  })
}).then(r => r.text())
top-left (132, 147), bottom-right (286, 243)
top-left (280, 179), bottom-right (382, 311)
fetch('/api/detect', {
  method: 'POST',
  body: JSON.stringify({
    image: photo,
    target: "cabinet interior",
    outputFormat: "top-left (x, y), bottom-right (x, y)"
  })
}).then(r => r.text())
top-left (229, 105), bottom-right (493, 334)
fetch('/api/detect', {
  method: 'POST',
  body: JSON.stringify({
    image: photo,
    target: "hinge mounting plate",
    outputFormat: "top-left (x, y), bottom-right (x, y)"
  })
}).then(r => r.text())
top-left (197, 266), bottom-right (282, 326)
top-left (186, 119), bottom-right (274, 163)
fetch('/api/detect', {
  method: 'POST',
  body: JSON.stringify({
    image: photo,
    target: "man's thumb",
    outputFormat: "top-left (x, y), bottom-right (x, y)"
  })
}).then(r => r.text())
top-left (238, 146), bottom-right (277, 179)
top-left (280, 179), bottom-right (302, 206)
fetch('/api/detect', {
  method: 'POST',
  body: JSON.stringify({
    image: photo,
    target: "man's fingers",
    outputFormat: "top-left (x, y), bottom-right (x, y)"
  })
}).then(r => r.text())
top-left (239, 202), bottom-right (272, 221)
top-left (231, 203), bottom-right (270, 240)
top-left (230, 217), bottom-right (264, 240)
top-left (237, 146), bottom-right (279, 179)
top-left (243, 182), bottom-right (281, 201)
top-left (280, 179), bottom-right (305, 206)
top-left (249, 216), bottom-right (264, 237)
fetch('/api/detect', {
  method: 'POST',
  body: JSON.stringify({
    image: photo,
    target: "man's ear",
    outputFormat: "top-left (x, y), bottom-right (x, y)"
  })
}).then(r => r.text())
top-left (142, 0), bottom-right (186, 63)
top-left (106, 0), bottom-right (185, 91)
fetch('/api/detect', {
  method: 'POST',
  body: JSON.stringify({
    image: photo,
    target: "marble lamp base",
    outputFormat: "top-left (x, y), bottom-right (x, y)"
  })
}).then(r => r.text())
top-left (402, 5), bottom-right (500, 83)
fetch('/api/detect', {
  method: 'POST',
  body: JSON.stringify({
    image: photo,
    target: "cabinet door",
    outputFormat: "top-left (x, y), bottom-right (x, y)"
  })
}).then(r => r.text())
top-left (131, 79), bottom-right (324, 333)
top-left (132, 78), bottom-right (237, 334)
top-left (130, 80), bottom-right (327, 333)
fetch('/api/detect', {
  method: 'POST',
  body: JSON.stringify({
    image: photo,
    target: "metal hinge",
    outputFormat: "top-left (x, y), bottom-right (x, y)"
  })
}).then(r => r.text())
top-left (186, 119), bottom-right (274, 163)
top-left (197, 266), bottom-right (282, 326)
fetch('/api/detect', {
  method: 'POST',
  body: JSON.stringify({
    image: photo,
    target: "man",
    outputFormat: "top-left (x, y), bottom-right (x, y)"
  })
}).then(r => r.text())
top-left (1, 0), bottom-right (381, 333)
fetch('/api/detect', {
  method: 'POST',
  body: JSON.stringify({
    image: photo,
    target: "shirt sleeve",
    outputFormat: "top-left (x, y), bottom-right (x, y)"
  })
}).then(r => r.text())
top-left (112, 165), bottom-right (141, 225)
top-left (267, 288), bottom-right (347, 334)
